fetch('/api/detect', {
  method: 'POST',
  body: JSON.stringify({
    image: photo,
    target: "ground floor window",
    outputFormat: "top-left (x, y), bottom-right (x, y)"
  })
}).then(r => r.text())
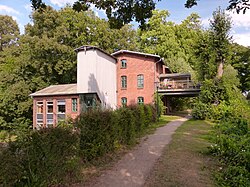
top-left (57, 100), bottom-right (65, 121)
top-left (46, 101), bottom-right (53, 127)
top-left (137, 97), bottom-right (144, 105)
top-left (72, 98), bottom-right (77, 112)
top-left (121, 97), bottom-right (127, 107)
top-left (36, 101), bottom-right (43, 129)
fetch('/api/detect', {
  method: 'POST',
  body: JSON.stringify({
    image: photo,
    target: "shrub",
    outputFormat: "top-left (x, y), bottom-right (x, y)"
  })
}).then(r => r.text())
top-left (191, 101), bottom-right (211, 120)
top-left (210, 117), bottom-right (250, 186)
top-left (128, 105), bottom-right (146, 135)
top-left (76, 110), bottom-right (117, 161)
top-left (116, 107), bottom-right (136, 145)
top-left (0, 127), bottom-right (80, 186)
top-left (144, 105), bottom-right (153, 127)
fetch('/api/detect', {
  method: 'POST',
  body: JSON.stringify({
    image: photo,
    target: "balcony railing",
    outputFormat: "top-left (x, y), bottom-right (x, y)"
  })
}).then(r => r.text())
top-left (159, 80), bottom-right (201, 90)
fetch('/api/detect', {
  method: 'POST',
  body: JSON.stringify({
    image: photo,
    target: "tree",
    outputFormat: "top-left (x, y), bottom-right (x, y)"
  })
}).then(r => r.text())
top-left (30, 0), bottom-right (249, 29)
top-left (231, 43), bottom-right (250, 92)
top-left (139, 10), bottom-right (201, 80)
top-left (209, 8), bottom-right (232, 79)
top-left (0, 15), bottom-right (19, 51)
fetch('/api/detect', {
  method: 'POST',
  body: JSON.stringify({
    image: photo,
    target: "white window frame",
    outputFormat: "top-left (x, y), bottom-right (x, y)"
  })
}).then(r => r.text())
top-left (46, 101), bottom-right (54, 127)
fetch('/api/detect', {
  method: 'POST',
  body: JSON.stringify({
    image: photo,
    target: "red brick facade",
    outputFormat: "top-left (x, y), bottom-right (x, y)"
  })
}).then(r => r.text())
top-left (115, 53), bottom-right (163, 107)
top-left (32, 95), bottom-right (80, 129)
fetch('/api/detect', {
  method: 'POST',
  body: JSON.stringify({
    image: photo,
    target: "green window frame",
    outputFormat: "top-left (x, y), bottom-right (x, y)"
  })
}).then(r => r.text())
top-left (121, 76), bottom-right (127, 88)
top-left (137, 97), bottom-right (144, 105)
top-left (72, 98), bottom-right (77, 112)
top-left (121, 59), bottom-right (127, 68)
top-left (137, 74), bottom-right (144, 88)
top-left (121, 97), bottom-right (127, 106)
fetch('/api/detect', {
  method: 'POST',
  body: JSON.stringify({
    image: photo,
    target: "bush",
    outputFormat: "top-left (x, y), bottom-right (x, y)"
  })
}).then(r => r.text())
top-left (75, 105), bottom-right (157, 161)
top-left (210, 117), bottom-right (250, 186)
top-left (191, 101), bottom-right (211, 120)
top-left (0, 127), bottom-right (80, 186)
top-left (116, 107), bottom-right (136, 145)
top-left (76, 110), bottom-right (117, 160)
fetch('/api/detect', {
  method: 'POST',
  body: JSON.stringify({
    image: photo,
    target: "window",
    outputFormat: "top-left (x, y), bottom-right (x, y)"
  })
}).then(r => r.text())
top-left (121, 97), bottom-right (127, 107)
top-left (121, 76), bottom-right (127, 88)
top-left (46, 101), bottom-right (53, 127)
top-left (57, 100), bottom-right (66, 121)
top-left (36, 101), bottom-right (43, 129)
top-left (137, 74), bottom-right (144, 88)
top-left (72, 98), bottom-right (77, 112)
top-left (121, 59), bottom-right (127, 68)
top-left (137, 97), bottom-right (144, 105)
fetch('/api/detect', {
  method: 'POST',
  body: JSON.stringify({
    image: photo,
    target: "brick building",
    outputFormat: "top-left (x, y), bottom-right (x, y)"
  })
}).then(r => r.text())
top-left (31, 46), bottom-right (198, 129)
top-left (112, 50), bottom-right (166, 107)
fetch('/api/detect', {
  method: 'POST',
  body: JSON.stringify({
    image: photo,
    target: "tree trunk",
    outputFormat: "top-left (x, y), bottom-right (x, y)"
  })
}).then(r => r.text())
top-left (217, 61), bottom-right (224, 79)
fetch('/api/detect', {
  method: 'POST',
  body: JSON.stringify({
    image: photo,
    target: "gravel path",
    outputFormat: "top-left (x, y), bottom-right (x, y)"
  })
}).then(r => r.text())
top-left (88, 117), bottom-right (189, 187)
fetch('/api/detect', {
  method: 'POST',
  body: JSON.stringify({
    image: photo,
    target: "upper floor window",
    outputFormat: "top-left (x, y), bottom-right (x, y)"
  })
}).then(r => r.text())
top-left (121, 97), bottom-right (127, 107)
top-left (137, 97), bottom-right (144, 105)
top-left (137, 74), bottom-right (144, 88)
top-left (37, 101), bottom-right (43, 114)
top-left (72, 98), bottom-right (77, 112)
top-left (121, 76), bottom-right (127, 88)
top-left (121, 59), bottom-right (127, 69)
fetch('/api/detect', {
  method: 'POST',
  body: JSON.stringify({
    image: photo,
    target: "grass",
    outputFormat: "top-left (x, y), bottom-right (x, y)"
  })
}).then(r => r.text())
top-left (145, 119), bottom-right (217, 187)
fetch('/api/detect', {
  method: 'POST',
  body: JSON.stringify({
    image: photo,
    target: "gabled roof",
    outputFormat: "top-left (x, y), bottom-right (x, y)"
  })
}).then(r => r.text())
top-left (30, 84), bottom-right (77, 97)
top-left (112, 50), bottom-right (161, 60)
top-left (74, 45), bottom-right (117, 61)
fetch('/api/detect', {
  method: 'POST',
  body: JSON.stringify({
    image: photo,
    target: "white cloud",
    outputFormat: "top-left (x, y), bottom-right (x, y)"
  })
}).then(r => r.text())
top-left (201, 17), bottom-right (210, 28)
top-left (24, 4), bottom-right (32, 12)
top-left (49, 0), bottom-right (75, 7)
top-left (0, 5), bottom-right (20, 15)
top-left (227, 10), bottom-right (250, 29)
top-left (233, 32), bottom-right (250, 47)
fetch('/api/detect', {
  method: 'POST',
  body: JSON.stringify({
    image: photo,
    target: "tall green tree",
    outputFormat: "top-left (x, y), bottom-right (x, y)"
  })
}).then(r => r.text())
top-left (0, 15), bottom-right (19, 51)
top-left (139, 10), bottom-right (201, 80)
top-left (209, 8), bottom-right (232, 79)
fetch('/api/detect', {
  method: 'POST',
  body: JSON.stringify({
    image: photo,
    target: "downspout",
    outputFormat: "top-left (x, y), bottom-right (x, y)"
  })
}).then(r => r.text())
top-left (154, 58), bottom-right (162, 90)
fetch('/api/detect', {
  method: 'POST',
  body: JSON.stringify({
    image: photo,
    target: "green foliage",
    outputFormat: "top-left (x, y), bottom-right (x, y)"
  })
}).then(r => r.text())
top-left (76, 110), bottom-right (117, 160)
top-left (191, 101), bottom-right (211, 120)
top-left (0, 15), bottom-right (20, 51)
top-left (0, 127), bottom-right (80, 186)
top-left (210, 117), bottom-right (250, 186)
top-left (116, 107), bottom-right (136, 145)
top-left (139, 10), bottom-right (200, 81)
top-left (154, 92), bottom-right (166, 117)
top-left (75, 105), bottom-right (156, 161)
top-left (193, 59), bottom-right (250, 186)
top-left (231, 43), bottom-right (250, 92)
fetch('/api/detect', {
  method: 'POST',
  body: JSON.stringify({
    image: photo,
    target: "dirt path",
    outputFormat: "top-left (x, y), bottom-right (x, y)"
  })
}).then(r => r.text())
top-left (87, 117), bottom-right (189, 187)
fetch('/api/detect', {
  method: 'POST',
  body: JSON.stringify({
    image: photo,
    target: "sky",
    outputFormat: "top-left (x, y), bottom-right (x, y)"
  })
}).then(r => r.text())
top-left (0, 0), bottom-right (250, 47)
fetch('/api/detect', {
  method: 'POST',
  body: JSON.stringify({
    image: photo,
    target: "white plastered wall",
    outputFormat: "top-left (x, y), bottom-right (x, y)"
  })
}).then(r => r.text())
top-left (77, 48), bottom-right (117, 109)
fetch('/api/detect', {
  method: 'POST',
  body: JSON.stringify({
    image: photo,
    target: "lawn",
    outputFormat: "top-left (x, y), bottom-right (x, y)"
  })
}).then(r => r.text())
top-left (145, 119), bottom-right (217, 187)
